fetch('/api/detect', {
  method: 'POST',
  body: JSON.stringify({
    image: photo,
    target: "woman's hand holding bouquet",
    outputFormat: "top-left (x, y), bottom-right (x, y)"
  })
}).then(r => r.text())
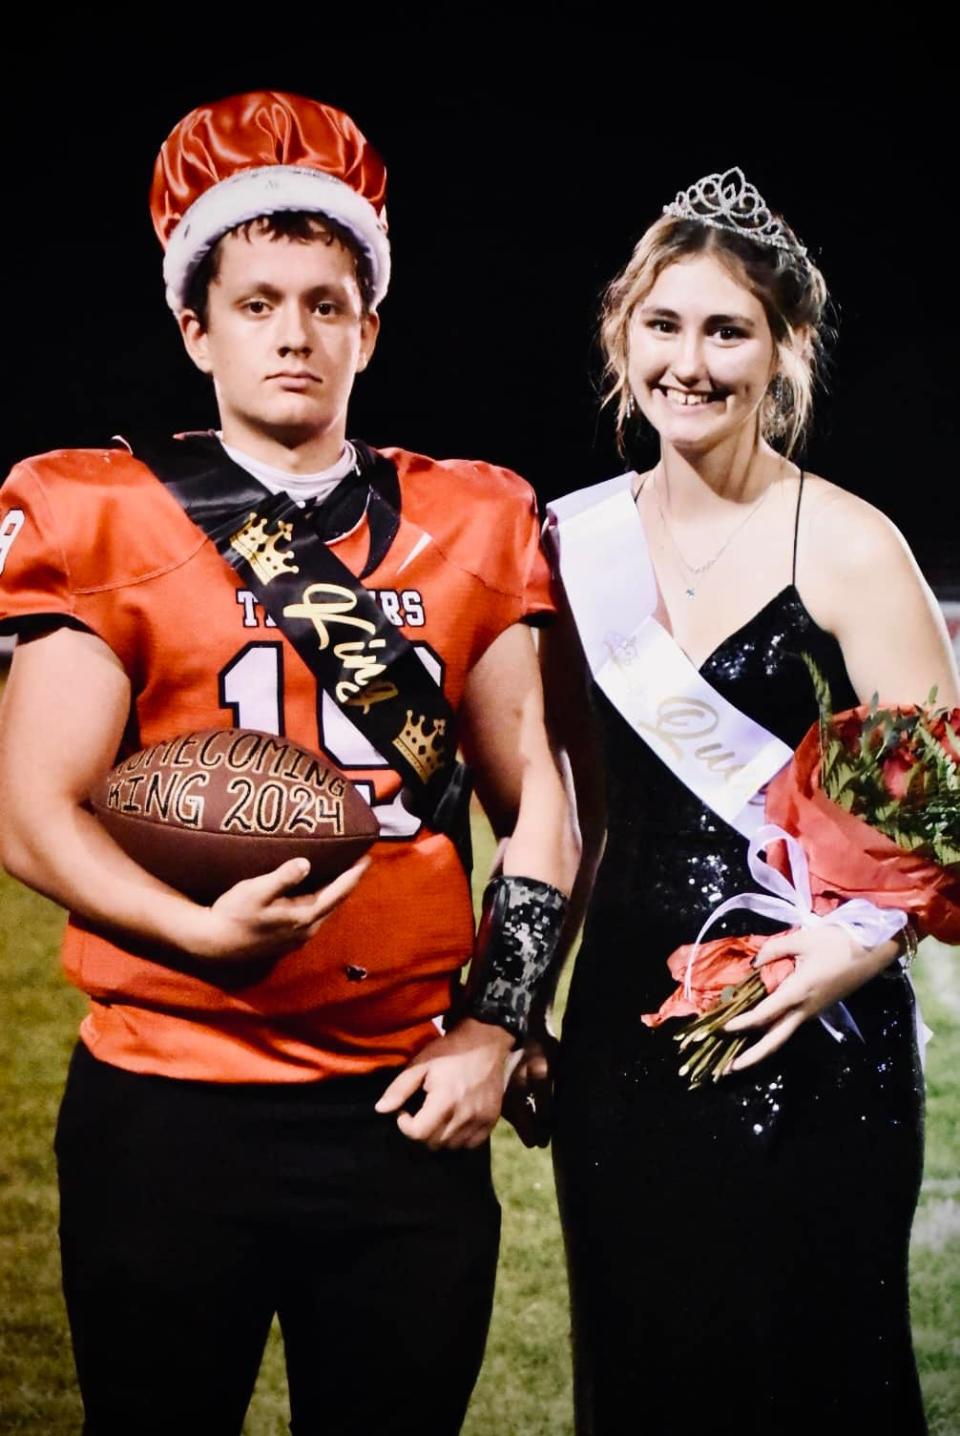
top-left (643, 658), bottom-right (960, 1088)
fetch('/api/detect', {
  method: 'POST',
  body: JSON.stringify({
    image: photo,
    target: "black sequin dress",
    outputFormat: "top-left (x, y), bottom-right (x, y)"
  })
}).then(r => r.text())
top-left (553, 572), bottom-right (927, 1435)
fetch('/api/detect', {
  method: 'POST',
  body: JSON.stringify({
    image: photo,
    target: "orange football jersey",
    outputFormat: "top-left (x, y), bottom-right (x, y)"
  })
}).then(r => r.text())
top-left (0, 443), bottom-right (555, 1081)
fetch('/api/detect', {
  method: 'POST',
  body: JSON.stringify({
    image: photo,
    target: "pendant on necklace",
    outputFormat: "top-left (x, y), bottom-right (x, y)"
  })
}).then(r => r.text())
top-left (685, 586), bottom-right (696, 598)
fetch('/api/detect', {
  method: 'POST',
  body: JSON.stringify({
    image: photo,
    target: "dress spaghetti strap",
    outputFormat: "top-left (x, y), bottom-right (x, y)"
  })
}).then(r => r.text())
top-left (792, 470), bottom-right (806, 587)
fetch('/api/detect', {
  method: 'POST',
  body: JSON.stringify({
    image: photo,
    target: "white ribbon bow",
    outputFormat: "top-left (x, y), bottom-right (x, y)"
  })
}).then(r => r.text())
top-left (684, 823), bottom-right (908, 1044)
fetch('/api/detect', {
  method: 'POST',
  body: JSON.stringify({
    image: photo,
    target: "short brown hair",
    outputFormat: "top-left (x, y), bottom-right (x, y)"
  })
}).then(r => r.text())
top-left (185, 211), bottom-right (374, 329)
top-left (600, 214), bottom-right (830, 457)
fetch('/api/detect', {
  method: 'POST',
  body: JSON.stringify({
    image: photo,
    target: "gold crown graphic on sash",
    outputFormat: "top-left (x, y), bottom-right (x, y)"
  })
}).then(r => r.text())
top-left (229, 513), bottom-right (300, 585)
top-left (393, 711), bottom-right (446, 783)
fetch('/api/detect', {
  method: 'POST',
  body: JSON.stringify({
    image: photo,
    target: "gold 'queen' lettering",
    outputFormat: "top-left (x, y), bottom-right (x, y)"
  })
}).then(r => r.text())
top-left (638, 696), bottom-right (744, 780)
top-left (229, 513), bottom-right (300, 585)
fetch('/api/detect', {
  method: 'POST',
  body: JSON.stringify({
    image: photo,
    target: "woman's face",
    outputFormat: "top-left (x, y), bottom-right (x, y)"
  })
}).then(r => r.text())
top-left (627, 253), bottom-right (777, 455)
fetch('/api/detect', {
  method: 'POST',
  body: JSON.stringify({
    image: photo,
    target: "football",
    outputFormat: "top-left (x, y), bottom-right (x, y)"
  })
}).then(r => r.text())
top-left (89, 728), bottom-right (379, 904)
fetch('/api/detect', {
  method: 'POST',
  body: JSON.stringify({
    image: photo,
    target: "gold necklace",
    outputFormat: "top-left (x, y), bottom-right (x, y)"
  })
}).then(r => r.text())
top-left (647, 466), bottom-right (778, 598)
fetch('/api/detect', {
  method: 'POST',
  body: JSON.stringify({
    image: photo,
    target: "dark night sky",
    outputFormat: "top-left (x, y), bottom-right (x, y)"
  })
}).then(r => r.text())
top-left (2, 39), bottom-right (956, 590)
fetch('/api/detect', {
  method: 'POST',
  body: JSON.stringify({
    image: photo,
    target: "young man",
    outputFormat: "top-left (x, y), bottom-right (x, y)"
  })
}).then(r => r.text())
top-left (0, 92), bottom-right (574, 1435)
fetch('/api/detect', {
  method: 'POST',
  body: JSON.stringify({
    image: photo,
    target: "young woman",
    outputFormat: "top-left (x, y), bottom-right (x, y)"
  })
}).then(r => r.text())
top-left (524, 170), bottom-right (959, 1434)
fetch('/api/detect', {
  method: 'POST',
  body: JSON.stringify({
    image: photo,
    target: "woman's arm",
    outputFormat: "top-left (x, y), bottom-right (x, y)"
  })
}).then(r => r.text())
top-left (803, 483), bottom-right (959, 707)
top-left (726, 486), bottom-right (959, 1071)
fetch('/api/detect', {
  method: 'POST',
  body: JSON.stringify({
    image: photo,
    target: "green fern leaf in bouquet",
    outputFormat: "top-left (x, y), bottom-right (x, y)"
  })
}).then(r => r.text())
top-left (803, 655), bottom-right (960, 870)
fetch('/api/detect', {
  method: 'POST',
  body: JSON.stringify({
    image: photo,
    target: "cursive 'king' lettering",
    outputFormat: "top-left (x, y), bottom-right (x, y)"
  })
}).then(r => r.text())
top-left (283, 584), bottom-right (377, 647)
top-left (283, 584), bottom-right (398, 705)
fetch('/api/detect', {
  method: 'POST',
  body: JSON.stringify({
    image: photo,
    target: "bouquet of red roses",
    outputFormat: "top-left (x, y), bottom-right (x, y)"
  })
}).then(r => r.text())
top-left (643, 658), bottom-right (960, 1088)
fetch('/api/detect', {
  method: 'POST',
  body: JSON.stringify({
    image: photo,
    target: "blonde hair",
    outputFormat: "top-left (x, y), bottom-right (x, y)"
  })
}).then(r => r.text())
top-left (600, 214), bottom-right (830, 457)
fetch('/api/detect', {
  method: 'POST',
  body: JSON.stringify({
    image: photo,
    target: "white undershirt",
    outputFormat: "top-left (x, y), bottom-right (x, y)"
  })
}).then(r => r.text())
top-left (219, 436), bottom-right (357, 507)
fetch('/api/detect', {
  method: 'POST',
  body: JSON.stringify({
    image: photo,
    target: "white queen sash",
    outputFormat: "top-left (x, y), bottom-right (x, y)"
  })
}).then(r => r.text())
top-left (546, 474), bottom-right (925, 1056)
top-left (545, 473), bottom-right (793, 837)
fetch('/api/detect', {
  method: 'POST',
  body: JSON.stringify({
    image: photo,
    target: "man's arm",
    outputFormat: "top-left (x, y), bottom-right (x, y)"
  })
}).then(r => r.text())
top-left (0, 627), bottom-right (366, 963)
top-left (375, 621), bottom-right (578, 1149)
top-left (500, 605), bottom-right (608, 1145)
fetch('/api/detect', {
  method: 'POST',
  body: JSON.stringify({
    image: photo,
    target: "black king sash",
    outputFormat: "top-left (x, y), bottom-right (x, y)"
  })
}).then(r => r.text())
top-left (124, 433), bottom-right (472, 871)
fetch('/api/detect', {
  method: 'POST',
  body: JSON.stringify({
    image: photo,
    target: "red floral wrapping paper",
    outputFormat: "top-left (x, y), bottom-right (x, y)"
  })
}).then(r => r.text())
top-left (643, 706), bottom-right (960, 1029)
top-left (764, 721), bottom-right (960, 946)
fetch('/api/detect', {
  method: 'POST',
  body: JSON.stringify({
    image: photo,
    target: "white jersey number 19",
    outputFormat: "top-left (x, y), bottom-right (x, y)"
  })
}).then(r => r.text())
top-left (218, 640), bottom-right (444, 840)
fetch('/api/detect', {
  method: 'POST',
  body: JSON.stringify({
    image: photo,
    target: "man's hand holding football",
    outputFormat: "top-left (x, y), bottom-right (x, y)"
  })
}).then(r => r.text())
top-left (187, 856), bottom-right (370, 964)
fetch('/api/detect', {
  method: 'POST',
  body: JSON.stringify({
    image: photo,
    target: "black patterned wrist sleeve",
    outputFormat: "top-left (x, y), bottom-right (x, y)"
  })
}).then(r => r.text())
top-left (465, 875), bottom-right (569, 1041)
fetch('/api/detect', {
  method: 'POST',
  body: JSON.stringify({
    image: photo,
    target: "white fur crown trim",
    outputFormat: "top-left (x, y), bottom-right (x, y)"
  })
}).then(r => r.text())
top-left (162, 164), bottom-right (391, 313)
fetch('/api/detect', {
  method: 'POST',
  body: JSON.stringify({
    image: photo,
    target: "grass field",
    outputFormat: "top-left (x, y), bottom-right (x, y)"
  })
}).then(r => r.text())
top-left (0, 828), bottom-right (958, 1433)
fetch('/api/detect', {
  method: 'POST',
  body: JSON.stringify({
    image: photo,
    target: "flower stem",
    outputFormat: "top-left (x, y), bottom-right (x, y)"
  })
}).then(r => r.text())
top-left (674, 974), bottom-right (766, 1089)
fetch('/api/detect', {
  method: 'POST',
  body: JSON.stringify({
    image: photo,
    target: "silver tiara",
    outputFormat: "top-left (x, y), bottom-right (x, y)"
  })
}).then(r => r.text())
top-left (663, 167), bottom-right (807, 259)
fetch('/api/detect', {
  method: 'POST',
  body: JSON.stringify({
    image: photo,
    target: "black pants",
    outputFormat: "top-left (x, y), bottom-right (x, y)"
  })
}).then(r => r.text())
top-left (55, 1042), bottom-right (500, 1436)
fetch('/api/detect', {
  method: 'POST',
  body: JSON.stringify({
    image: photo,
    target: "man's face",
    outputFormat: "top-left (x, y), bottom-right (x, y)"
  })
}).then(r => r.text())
top-left (180, 226), bottom-right (379, 463)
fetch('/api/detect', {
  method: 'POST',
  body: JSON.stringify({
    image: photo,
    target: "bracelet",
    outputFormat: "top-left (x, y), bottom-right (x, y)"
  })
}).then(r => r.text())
top-left (464, 874), bottom-right (569, 1043)
top-left (887, 918), bottom-right (919, 976)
